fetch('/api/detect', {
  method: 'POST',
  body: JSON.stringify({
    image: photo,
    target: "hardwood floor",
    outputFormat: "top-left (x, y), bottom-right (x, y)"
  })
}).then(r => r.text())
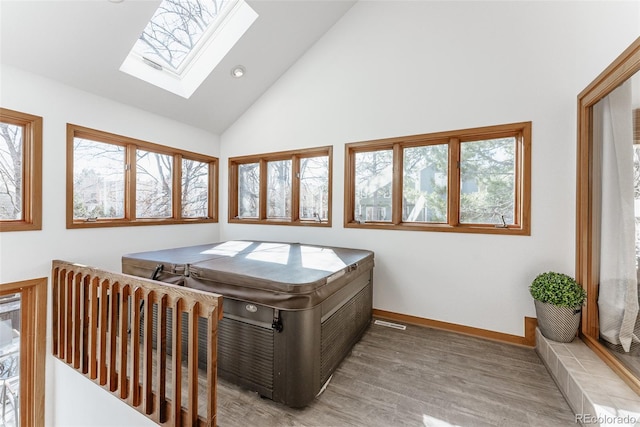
top-left (215, 318), bottom-right (575, 427)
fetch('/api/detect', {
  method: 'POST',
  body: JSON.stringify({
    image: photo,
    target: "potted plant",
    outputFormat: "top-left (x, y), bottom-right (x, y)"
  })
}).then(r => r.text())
top-left (530, 271), bottom-right (587, 342)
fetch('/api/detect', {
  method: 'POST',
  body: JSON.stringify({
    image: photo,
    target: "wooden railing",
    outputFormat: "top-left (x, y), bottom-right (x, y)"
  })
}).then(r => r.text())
top-left (51, 260), bottom-right (223, 427)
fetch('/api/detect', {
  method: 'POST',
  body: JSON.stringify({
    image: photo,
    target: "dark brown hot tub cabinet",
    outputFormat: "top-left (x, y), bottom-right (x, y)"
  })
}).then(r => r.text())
top-left (121, 241), bottom-right (374, 408)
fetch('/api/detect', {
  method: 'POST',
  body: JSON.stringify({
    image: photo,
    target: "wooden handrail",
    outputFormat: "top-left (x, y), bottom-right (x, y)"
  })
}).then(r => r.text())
top-left (51, 260), bottom-right (223, 427)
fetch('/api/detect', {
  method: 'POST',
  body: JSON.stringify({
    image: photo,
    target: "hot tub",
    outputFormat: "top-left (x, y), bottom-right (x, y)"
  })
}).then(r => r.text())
top-left (122, 240), bottom-right (374, 407)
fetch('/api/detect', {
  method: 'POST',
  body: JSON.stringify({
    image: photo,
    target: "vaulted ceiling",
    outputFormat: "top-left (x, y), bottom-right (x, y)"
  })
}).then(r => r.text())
top-left (0, 0), bottom-right (356, 134)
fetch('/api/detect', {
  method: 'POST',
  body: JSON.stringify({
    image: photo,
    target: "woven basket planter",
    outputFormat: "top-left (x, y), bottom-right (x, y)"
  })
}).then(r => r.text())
top-left (534, 300), bottom-right (581, 343)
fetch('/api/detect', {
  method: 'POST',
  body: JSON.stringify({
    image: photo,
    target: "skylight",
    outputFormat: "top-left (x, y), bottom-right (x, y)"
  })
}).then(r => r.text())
top-left (120, 0), bottom-right (258, 98)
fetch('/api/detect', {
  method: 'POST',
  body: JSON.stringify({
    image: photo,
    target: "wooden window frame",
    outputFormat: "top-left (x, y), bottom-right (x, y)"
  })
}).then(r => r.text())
top-left (66, 124), bottom-right (218, 228)
top-left (228, 146), bottom-right (332, 226)
top-left (344, 122), bottom-right (531, 235)
top-left (0, 108), bottom-right (43, 232)
top-left (0, 277), bottom-right (48, 427)
top-left (576, 37), bottom-right (640, 394)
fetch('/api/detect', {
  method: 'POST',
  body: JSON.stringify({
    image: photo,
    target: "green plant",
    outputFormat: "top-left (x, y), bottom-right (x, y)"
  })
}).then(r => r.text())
top-left (529, 272), bottom-right (587, 308)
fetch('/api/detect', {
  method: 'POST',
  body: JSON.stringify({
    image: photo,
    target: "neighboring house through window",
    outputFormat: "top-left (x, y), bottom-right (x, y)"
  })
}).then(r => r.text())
top-left (345, 122), bottom-right (531, 235)
top-left (67, 124), bottom-right (218, 228)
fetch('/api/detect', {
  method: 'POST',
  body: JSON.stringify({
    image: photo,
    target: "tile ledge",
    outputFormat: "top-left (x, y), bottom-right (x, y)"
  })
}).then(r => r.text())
top-left (536, 328), bottom-right (640, 426)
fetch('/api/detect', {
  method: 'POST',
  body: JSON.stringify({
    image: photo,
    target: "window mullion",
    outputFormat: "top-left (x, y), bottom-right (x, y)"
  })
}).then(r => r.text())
top-left (392, 143), bottom-right (403, 225)
top-left (126, 144), bottom-right (136, 221)
top-left (29, 115), bottom-right (45, 229)
top-left (174, 154), bottom-right (182, 220)
top-left (22, 123), bottom-right (33, 223)
top-left (229, 161), bottom-right (239, 219)
top-left (448, 138), bottom-right (460, 227)
top-left (344, 146), bottom-right (356, 225)
top-left (517, 128), bottom-right (531, 228)
top-left (209, 161), bottom-right (217, 221)
top-left (291, 155), bottom-right (300, 222)
top-left (259, 159), bottom-right (267, 220)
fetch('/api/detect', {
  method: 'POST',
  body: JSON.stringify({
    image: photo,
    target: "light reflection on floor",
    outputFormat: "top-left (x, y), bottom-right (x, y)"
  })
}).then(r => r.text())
top-left (423, 414), bottom-right (460, 427)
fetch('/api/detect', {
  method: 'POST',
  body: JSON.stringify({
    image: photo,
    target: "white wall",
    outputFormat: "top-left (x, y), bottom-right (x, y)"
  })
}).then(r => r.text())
top-left (1, 2), bottom-right (639, 426)
top-left (0, 65), bottom-right (221, 426)
top-left (220, 1), bottom-right (640, 337)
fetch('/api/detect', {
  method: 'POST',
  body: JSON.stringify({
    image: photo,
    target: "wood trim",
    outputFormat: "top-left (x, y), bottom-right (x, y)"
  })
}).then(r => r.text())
top-left (66, 124), bottom-right (75, 229)
top-left (372, 309), bottom-right (537, 347)
top-left (343, 221), bottom-right (531, 235)
top-left (291, 155), bottom-right (301, 222)
top-left (344, 143), bottom-right (356, 226)
top-left (576, 36), bottom-right (640, 394)
top-left (228, 145), bottom-right (333, 226)
top-left (344, 121), bottom-right (532, 235)
top-left (578, 38), bottom-right (640, 108)
top-left (0, 108), bottom-right (43, 232)
top-left (581, 332), bottom-right (640, 395)
top-left (228, 160), bottom-right (239, 220)
top-left (258, 158), bottom-right (267, 219)
top-left (392, 143), bottom-right (402, 225)
top-left (229, 146), bottom-right (331, 164)
top-left (173, 154), bottom-right (183, 220)
top-left (519, 125), bottom-right (532, 234)
top-left (66, 124), bottom-right (219, 228)
top-left (51, 260), bottom-right (222, 427)
top-left (448, 138), bottom-right (460, 227)
top-left (326, 146), bottom-right (333, 226)
top-left (127, 143), bottom-right (136, 221)
top-left (210, 159), bottom-right (218, 222)
top-left (0, 277), bottom-right (48, 427)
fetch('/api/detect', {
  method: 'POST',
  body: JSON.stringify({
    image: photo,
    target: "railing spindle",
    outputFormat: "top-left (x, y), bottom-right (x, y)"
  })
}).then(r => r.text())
top-left (130, 287), bottom-right (141, 407)
top-left (119, 284), bottom-right (129, 399)
top-left (171, 297), bottom-right (183, 427)
top-left (51, 260), bottom-right (222, 427)
top-left (98, 278), bottom-right (109, 385)
top-left (108, 282), bottom-right (119, 392)
top-left (187, 301), bottom-right (199, 426)
top-left (156, 294), bottom-right (167, 423)
top-left (142, 289), bottom-right (153, 414)
top-left (63, 269), bottom-right (73, 361)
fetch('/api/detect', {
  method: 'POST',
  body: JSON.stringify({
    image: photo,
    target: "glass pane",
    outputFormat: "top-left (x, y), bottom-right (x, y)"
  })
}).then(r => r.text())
top-left (0, 293), bottom-right (20, 427)
top-left (136, 150), bottom-right (173, 218)
top-left (459, 137), bottom-right (516, 225)
top-left (634, 144), bottom-right (640, 267)
top-left (300, 156), bottom-right (329, 221)
top-left (355, 150), bottom-right (393, 222)
top-left (0, 122), bottom-right (23, 220)
top-left (267, 160), bottom-right (291, 219)
top-left (238, 163), bottom-right (259, 218)
top-left (402, 145), bottom-right (448, 223)
top-left (134, 0), bottom-right (233, 72)
top-left (73, 138), bottom-right (125, 219)
top-left (181, 158), bottom-right (209, 218)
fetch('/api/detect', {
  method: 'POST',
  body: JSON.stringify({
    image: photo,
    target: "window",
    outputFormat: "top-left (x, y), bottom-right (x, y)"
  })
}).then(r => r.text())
top-left (120, 0), bottom-right (258, 98)
top-left (0, 108), bottom-right (42, 232)
top-left (345, 122), bottom-right (531, 235)
top-left (67, 124), bottom-right (218, 228)
top-left (229, 146), bottom-right (332, 226)
top-left (0, 277), bottom-right (47, 427)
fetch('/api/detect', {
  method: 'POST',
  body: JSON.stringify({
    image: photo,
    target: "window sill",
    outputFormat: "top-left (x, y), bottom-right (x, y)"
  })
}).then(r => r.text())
top-left (67, 218), bottom-right (217, 229)
top-left (0, 220), bottom-right (42, 232)
top-left (228, 218), bottom-right (331, 227)
top-left (343, 221), bottom-right (529, 235)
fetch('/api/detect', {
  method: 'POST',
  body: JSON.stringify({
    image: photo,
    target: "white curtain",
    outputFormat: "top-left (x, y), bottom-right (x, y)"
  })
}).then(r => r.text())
top-left (598, 79), bottom-right (639, 352)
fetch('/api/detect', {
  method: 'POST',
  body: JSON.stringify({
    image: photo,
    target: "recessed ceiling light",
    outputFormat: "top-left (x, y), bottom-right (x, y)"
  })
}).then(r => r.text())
top-left (108, 0), bottom-right (124, 3)
top-left (231, 66), bottom-right (246, 78)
